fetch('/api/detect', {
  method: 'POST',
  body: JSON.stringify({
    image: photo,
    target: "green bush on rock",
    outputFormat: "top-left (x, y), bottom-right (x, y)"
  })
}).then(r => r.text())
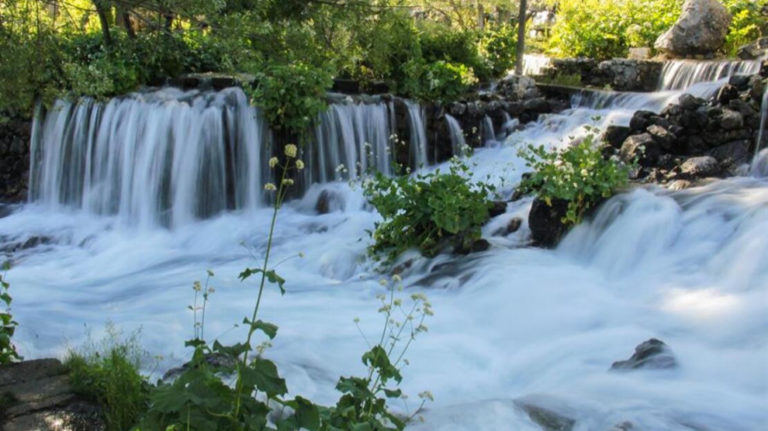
top-left (519, 132), bottom-right (632, 227)
top-left (364, 158), bottom-right (496, 263)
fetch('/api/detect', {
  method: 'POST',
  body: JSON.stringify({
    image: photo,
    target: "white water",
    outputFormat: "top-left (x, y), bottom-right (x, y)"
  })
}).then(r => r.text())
top-left (658, 59), bottom-right (762, 90)
top-left (751, 86), bottom-right (768, 176)
top-left (522, 54), bottom-right (552, 76)
top-left (5, 62), bottom-right (768, 430)
top-left (444, 114), bottom-right (468, 158)
top-left (405, 100), bottom-right (429, 168)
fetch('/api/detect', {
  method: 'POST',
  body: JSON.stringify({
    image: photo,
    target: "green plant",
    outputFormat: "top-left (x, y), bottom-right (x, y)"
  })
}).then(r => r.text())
top-left (723, 0), bottom-right (768, 56)
top-left (539, 72), bottom-right (582, 87)
top-left (364, 158), bottom-right (496, 263)
top-left (518, 132), bottom-right (632, 226)
top-left (404, 60), bottom-right (478, 102)
top-left (250, 61), bottom-right (333, 136)
top-left (65, 325), bottom-right (150, 431)
top-left (0, 265), bottom-right (21, 364)
top-left (479, 23), bottom-right (517, 77)
top-left (139, 145), bottom-right (428, 431)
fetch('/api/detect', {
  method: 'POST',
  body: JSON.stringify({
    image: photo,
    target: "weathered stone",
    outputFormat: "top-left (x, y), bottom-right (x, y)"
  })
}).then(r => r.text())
top-left (737, 37), bottom-right (768, 60)
top-left (718, 109), bottom-right (744, 130)
top-left (654, 0), bottom-right (731, 57)
top-left (678, 93), bottom-right (705, 110)
top-left (603, 126), bottom-right (631, 149)
top-left (620, 133), bottom-right (660, 166)
top-left (611, 338), bottom-right (678, 370)
top-left (716, 84), bottom-right (740, 105)
top-left (679, 156), bottom-right (720, 178)
top-left (629, 110), bottom-right (655, 132)
top-left (529, 197), bottom-right (570, 248)
top-left (515, 400), bottom-right (575, 431)
top-left (708, 140), bottom-right (751, 166)
top-left (497, 75), bottom-right (540, 100)
top-left (647, 124), bottom-right (677, 152)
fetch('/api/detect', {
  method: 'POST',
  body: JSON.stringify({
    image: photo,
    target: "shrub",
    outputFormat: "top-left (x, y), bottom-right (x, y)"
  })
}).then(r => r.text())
top-left (479, 23), bottom-right (518, 77)
top-left (403, 60), bottom-right (478, 103)
top-left (0, 266), bottom-right (21, 364)
top-left (364, 158), bottom-right (496, 263)
top-left (518, 133), bottom-right (632, 226)
top-left (65, 326), bottom-right (150, 431)
top-left (723, 0), bottom-right (768, 56)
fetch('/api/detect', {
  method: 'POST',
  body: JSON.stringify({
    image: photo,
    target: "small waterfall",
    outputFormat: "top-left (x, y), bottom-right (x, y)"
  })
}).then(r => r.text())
top-left (658, 59), bottom-right (761, 90)
top-left (405, 100), bottom-right (428, 168)
top-left (309, 102), bottom-right (393, 184)
top-left (444, 114), bottom-right (467, 157)
top-left (30, 87), bottom-right (266, 228)
top-left (482, 115), bottom-right (495, 146)
top-left (751, 86), bottom-right (768, 176)
top-left (522, 54), bottom-right (552, 76)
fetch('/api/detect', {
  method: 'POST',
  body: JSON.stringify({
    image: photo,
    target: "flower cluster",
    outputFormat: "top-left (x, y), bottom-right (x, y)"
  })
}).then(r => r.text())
top-left (264, 144), bottom-right (305, 193)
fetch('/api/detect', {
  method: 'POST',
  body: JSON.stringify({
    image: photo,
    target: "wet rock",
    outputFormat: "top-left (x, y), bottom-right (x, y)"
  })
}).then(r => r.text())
top-left (523, 97), bottom-right (550, 114)
top-left (654, 0), bottom-right (731, 57)
top-left (716, 84), bottom-right (740, 105)
top-left (529, 197), bottom-right (569, 248)
top-left (708, 140), bottom-right (751, 166)
top-left (603, 126), bottom-right (631, 149)
top-left (315, 189), bottom-right (345, 214)
top-left (493, 217), bottom-right (523, 236)
top-left (488, 201), bottom-right (507, 218)
top-left (718, 109), bottom-right (744, 130)
top-left (629, 110), bottom-right (655, 132)
top-left (470, 239), bottom-right (491, 253)
top-left (667, 179), bottom-right (693, 190)
top-left (620, 133), bottom-right (660, 166)
top-left (679, 156), bottom-right (720, 178)
top-left (515, 400), bottom-right (575, 431)
top-left (497, 75), bottom-right (540, 100)
top-left (611, 338), bottom-right (678, 370)
top-left (161, 352), bottom-right (237, 383)
top-left (678, 93), bottom-right (705, 111)
top-left (448, 102), bottom-right (466, 117)
top-left (646, 124), bottom-right (677, 152)
top-left (0, 359), bottom-right (104, 431)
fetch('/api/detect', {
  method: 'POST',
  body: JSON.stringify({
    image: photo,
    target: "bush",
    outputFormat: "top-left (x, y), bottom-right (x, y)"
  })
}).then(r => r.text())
top-left (518, 133), bottom-right (631, 226)
top-left (65, 326), bottom-right (150, 431)
top-left (364, 158), bottom-right (496, 263)
top-left (0, 267), bottom-right (21, 365)
top-left (479, 23), bottom-right (518, 77)
top-left (546, 0), bottom-right (682, 59)
top-left (404, 60), bottom-right (478, 103)
top-left (723, 0), bottom-right (768, 56)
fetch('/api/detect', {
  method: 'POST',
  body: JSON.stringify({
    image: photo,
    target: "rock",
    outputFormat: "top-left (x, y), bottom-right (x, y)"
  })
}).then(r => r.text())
top-left (161, 352), bottom-right (237, 383)
top-left (629, 110), bottom-right (655, 132)
top-left (529, 197), bottom-right (570, 248)
top-left (718, 109), bottom-right (744, 130)
top-left (678, 93), bottom-right (704, 111)
top-left (515, 400), bottom-right (575, 431)
top-left (493, 217), bottom-right (523, 236)
top-left (737, 36), bottom-right (768, 60)
top-left (470, 239), bottom-right (491, 253)
top-left (0, 359), bottom-right (105, 431)
top-left (497, 75), bottom-right (540, 100)
top-left (523, 97), bottom-right (550, 114)
top-left (489, 201), bottom-right (507, 218)
top-left (620, 133), bottom-right (660, 166)
top-left (331, 79), bottom-right (360, 94)
top-left (668, 179), bottom-right (693, 190)
top-left (611, 338), bottom-right (678, 370)
top-left (646, 124), bottom-right (677, 152)
top-left (315, 189), bottom-right (345, 214)
top-left (654, 0), bottom-right (731, 57)
top-left (603, 126), bottom-right (631, 149)
top-left (728, 74), bottom-right (751, 91)
top-left (708, 140), bottom-right (751, 166)
top-left (448, 102), bottom-right (466, 117)
top-left (679, 156), bottom-right (720, 178)
top-left (716, 84), bottom-right (740, 105)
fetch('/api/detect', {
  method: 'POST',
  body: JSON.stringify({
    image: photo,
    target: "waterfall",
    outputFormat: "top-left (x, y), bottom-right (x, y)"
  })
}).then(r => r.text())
top-left (522, 54), bottom-right (552, 76)
top-left (482, 115), bottom-right (495, 146)
top-left (29, 87), bottom-right (266, 228)
top-left (405, 100), bottom-right (428, 168)
top-left (658, 59), bottom-right (761, 90)
top-left (30, 88), bottom-right (428, 227)
top-left (751, 86), bottom-right (768, 177)
top-left (444, 114), bottom-right (467, 157)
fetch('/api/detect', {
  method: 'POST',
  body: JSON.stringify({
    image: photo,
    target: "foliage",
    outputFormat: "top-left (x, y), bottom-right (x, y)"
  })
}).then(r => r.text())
top-left (403, 60), bottom-right (479, 102)
top-left (518, 132), bottom-right (631, 225)
top-left (139, 146), bottom-right (431, 431)
top-left (364, 158), bottom-right (496, 263)
top-left (250, 61), bottom-right (334, 135)
top-left (65, 326), bottom-right (150, 431)
top-left (546, 0), bottom-right (682, 59)
top-left (723, 0), bottom-right (768, 56)
top-left (479, 23), bottom-right (518, 77)
top-left (0, 265), bottom-right (21, 364)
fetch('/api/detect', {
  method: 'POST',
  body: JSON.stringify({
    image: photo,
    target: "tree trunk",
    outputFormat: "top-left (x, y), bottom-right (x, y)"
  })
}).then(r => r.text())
top-left (515, 0), bottom-right (527, 75)
top-left (92, 0), bottom-right (112, 47)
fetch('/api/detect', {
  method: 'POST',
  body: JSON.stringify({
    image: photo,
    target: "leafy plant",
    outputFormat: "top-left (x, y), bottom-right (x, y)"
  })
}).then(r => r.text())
top-left (404, 60), bottom-right (478, 103)
top-left (479, 23), bottom-right (518, 77)
top-left (723, 0), bottom-right (768, 56)
top-left (364, 158), bottom-right (496, 263)
top-left (0, 265), bottom-right (21, 364)
top-left (518, 132), bottom-right (632, 226)
top-left (65, 325), bottom-right (150, 431)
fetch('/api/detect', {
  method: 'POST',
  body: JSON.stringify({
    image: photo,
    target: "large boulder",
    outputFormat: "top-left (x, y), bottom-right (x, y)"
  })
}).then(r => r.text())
top-left (654, 0), bottom-right (731, 57)
top-left (528, 197), bottom-right (570, 248)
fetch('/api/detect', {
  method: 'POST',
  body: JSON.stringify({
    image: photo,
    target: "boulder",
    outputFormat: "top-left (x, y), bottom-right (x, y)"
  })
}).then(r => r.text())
top-left (708, 140), bottom-right (751, 166)
top-left (497, 75), bottom-right (540, 100)
top-left (654, 0), bottom-right (731, 57)
top-left (620, 133), bottom-right (660, 166)
top-left (528, 197), bottom-right (570, 248)
top-left (611, 338), bottom-right (678, 370)
top-left (515, 400), bottom-right (575, 431)
top-left (737, 37), bottom-right (768, 60)
top-left (646, 124), bottom-right (677, 152)
top-left (716, 84), bottom-right (740, 105)
top-left (603, 126), bottom-right (631, 149)
top-left (679, 156), bottom-right (720, 178)
top-left (718, 109), bottom-right (744, 130)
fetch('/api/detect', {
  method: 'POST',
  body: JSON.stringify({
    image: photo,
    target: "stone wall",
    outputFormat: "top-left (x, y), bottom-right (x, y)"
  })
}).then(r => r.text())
top-left (536, 58), bottom-right (664, 92)
top-left (0, 118), bottom-right (31, 203)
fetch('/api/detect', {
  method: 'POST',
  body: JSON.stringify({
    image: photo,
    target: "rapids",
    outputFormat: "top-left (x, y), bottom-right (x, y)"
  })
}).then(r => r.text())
top-left (3, 59), bottom-right (767, 430)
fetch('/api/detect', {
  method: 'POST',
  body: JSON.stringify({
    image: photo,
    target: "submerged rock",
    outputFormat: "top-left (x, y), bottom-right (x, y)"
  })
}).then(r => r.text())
top-left (654, 0), bottom-right (731, 57)
top-left (515, 400), bottom-right (575, 431)
top-left (611, 338), bottom-right (678, 370)
top-left (528, 197), bottom-right (569, 248)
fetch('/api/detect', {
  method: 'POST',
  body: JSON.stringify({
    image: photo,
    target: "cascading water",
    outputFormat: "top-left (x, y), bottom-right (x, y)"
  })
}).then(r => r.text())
top-left (658, 59), bottom-right (762, 90)
top-left (405, 100), bottom-right (428, 168)
top-left (522, 54), bottom-right (552, 76)
top-left (5, 60), bottom-right (768, 430)
top-left (444, 114), bottom-right (467, 157)
top-left (751, 86), bottom-right (768, 176)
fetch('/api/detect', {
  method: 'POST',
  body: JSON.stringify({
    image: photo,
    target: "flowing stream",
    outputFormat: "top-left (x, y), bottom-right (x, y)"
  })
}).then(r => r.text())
top-left (3, 60), bottom-right (767, 430)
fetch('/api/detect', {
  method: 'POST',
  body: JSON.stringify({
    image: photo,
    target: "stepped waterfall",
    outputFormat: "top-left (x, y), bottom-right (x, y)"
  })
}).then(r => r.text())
top-left (4, 58), bottom-right (768, 430)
